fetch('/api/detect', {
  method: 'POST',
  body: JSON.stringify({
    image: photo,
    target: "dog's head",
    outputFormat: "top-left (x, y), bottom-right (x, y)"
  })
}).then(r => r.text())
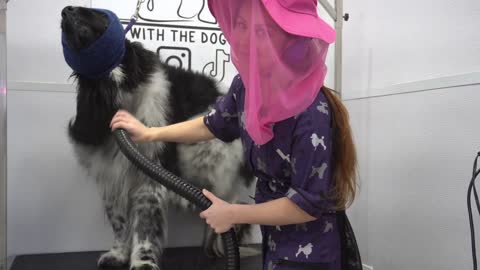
top-left (61, 6), bottom-right (126, 79)
top-left (61, 6), bottom-right (109, 51)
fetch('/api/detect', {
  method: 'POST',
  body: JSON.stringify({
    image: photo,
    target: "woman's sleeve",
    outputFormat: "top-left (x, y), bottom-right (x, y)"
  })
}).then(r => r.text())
top-left (203, 76), bottom-right (241, 142)
top-left (285, 107), bottom-right (334, 219)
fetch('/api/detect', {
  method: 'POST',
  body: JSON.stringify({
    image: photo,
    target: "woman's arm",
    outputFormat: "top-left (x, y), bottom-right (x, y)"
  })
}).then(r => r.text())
top-left (200, 189), bottom-right (316, 233)
top-left (147, 116), bottom-right (215, 144)
top-left (231, 197), bottom-right (316, 226)
top-left (110, 110), bottom-right (215, 144)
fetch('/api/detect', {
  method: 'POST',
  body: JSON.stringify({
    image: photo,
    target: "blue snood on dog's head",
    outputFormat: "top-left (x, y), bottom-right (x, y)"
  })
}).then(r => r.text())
top-left (61, 8), bottom-right (125, 79)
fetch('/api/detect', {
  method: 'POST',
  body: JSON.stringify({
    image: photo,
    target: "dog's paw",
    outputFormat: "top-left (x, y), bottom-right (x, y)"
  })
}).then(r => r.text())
top-left (98, 250), bottom-right (129, 268)
top-left (130, 261), bottom-right (160, 270)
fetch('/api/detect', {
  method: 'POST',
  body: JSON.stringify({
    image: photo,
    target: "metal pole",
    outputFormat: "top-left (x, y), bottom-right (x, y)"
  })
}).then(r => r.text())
top-left (317, 0), bottom-right (345, 98)
top-left (334, 0), bottom-right (343, 98)
top-left (318, 0), bottom-right (336, 21)
top-left (0, 0), bottom-right (6, 269)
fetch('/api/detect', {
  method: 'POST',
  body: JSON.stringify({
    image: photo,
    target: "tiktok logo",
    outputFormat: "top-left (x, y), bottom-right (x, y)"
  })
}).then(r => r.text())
top-left (203, 49), bottom-right (230, 82)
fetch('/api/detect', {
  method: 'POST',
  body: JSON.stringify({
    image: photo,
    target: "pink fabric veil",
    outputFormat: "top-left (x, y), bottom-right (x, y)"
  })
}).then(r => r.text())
top-left (209, 0), bottom-right (333, 145)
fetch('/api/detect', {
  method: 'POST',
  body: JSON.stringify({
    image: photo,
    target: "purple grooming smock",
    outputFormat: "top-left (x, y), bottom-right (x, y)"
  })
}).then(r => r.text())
top-left (204, 75), bottom-right (341, 270)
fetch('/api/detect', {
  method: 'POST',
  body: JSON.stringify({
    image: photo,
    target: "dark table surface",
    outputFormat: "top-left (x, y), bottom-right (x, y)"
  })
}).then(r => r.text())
top-left (10, 246), bottom-right (263, 270)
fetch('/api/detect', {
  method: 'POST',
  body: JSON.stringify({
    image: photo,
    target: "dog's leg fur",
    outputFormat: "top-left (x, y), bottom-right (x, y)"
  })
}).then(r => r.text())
top-left (129, 183), bottom-right (168, 270)
top-left (98, 201), bottom-right (130, 268)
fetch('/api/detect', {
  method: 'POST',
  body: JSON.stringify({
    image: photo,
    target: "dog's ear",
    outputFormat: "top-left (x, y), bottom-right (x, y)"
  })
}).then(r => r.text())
top-left (125, 40), bottom-right (143, 77)
top-left (89, 9), bottom-right (110, 34)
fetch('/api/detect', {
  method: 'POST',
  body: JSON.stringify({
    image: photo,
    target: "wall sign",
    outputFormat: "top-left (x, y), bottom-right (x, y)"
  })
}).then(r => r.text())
top-left (93, 0), bottom-right (237, 86)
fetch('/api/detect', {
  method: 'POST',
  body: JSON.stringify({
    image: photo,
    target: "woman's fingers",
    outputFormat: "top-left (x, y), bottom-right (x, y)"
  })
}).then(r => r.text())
top-left (111, 118), bottom-right (127, 129)
top-left (111, 121), bottom-right (130, 131)
top-left (111, 116), bottom-right (129, 125)
top-left (112, 110), bottom-right (133, 122)
top-left (111, 112), bottom-right (138, 129)
top-left (110, 110), bottom-right (149, 143)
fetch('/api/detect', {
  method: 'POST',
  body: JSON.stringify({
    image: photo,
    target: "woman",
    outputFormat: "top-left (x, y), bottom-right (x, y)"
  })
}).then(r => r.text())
top-left (111, 0), bottom-right (362, 269)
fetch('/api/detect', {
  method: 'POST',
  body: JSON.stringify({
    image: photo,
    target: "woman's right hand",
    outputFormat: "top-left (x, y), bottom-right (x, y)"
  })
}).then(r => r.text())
top-left (110, 110), bottom-right (152, 143)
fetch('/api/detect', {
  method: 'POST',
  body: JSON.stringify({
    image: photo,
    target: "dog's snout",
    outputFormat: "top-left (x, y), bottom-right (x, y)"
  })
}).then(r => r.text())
top-left (61, 6), bottom-right (76, 18)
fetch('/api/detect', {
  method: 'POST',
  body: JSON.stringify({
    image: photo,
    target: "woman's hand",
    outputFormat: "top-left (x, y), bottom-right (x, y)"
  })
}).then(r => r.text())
top-left (110, 110), bottom-right (152, 143)
top-left (199, 189), bottom-right (235, 234)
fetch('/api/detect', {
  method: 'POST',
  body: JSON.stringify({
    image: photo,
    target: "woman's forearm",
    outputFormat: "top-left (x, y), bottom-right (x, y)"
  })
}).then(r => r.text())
top-left (147, 116), bottom-right (215, 144)
top-left (231, 197), bottom-right (316, 226)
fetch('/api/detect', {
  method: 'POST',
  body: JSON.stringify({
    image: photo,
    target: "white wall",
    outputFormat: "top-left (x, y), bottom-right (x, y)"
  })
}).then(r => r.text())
top-left (7, 0), bottom-right (90, 84)
top-left (346, 85), bottom-right (480, 270)
top-left (342, 0), bottom-right (480, 100)
top-left (343, 0), bottom-right (480, 269)
top-left (1, 1), bottom-right (7, 269)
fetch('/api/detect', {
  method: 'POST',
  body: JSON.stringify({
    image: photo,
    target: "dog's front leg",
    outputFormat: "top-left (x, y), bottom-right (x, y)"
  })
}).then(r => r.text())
top-left (98, 201), bottom-right (130, 268)
top-left (129, 184), bottom-right (168, 270)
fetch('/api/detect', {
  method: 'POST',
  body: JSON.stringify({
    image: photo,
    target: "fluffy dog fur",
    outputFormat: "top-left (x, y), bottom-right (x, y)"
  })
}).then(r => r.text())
top-left (61, 6), bottom-right (256, 270)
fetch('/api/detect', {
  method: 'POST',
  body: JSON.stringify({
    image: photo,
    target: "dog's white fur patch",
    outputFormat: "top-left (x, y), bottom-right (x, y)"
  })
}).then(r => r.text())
top-left (110, 66), bottom-right (126, 85)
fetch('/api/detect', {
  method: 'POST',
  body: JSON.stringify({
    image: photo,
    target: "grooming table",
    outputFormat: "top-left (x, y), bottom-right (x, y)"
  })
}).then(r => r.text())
top-left (10, 246), bottom-right (263, 270)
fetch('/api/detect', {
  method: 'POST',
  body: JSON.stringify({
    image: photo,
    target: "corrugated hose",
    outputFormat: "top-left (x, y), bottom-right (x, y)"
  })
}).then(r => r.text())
top-left (113, 128), bottom-right (240, 270)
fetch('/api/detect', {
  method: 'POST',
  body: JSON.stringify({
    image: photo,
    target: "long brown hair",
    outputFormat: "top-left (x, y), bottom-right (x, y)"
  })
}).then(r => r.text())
top-left (322, 86), bottom-right (358, 210)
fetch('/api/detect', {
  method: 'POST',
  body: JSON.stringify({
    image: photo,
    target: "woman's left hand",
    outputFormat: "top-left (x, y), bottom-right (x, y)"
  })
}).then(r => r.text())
top-left (199, 189), bottom-right (235, 234)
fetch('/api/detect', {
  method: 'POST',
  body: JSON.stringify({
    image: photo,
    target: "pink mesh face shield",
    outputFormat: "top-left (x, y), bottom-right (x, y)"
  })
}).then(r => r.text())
top-left (210, 0), bottom-right (332, 145)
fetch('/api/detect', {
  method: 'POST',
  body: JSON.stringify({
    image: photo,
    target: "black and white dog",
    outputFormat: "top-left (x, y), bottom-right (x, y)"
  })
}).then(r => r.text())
top-left (60, 6), bottom-right (256, 270)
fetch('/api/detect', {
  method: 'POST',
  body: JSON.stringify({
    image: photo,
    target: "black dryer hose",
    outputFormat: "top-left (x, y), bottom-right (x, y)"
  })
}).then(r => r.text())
top-left (113, 129), bottom-right (240, 270)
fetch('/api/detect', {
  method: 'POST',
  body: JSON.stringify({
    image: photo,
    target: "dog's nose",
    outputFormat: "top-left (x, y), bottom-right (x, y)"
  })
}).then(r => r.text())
top-left (61, 6), bottom-right (75, 18)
